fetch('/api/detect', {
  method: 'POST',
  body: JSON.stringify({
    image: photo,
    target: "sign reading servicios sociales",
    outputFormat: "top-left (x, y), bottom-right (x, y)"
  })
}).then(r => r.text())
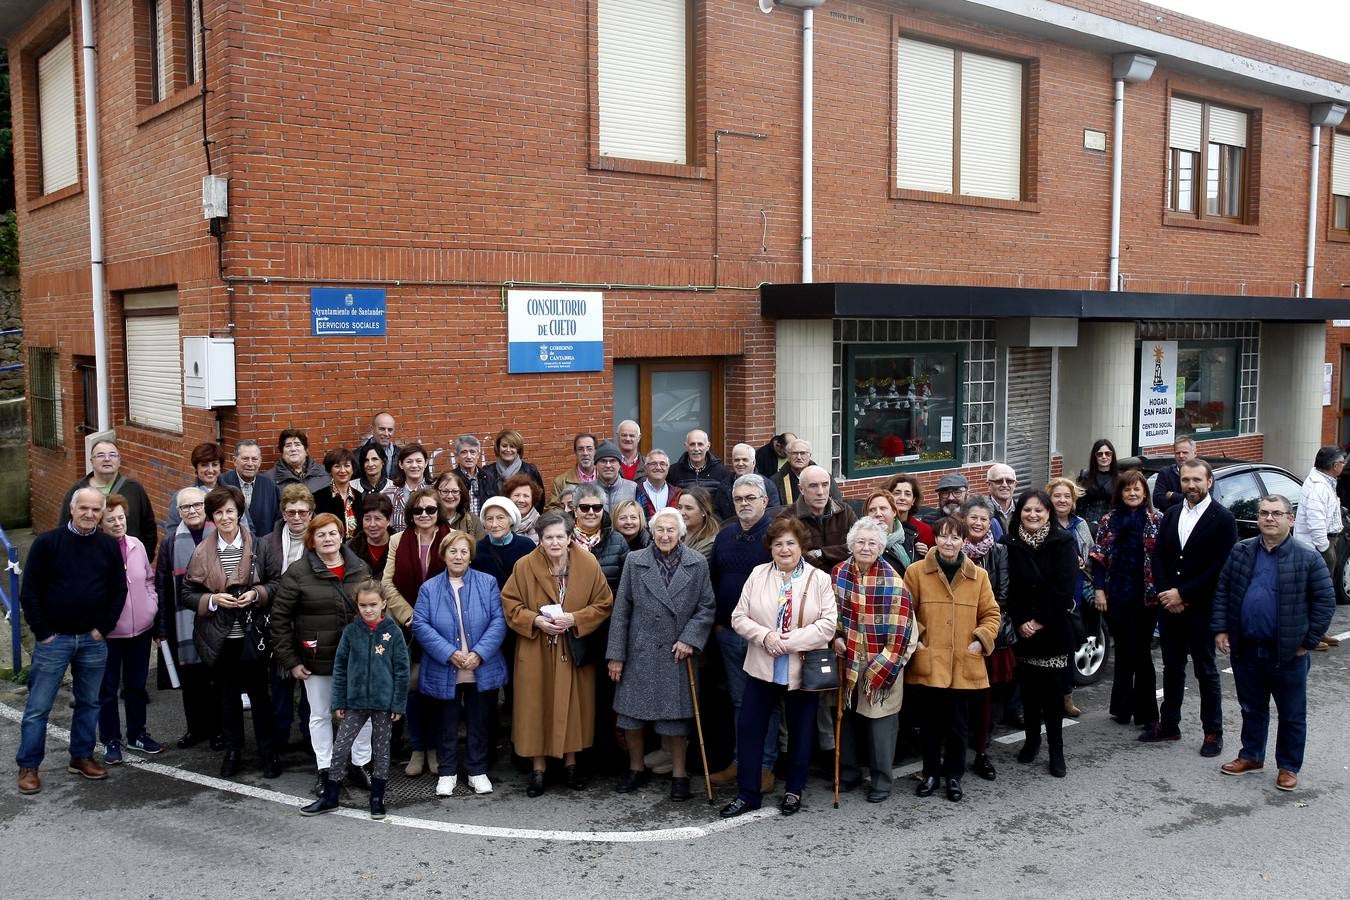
top-left (310, 288), bottom-right (387, 336)
top-left (507, 289), bottom-right (604, 374)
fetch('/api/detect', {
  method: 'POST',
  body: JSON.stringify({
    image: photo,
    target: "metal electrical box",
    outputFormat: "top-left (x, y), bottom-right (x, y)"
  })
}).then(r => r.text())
top-left (183, 336), bottom-right (236, 408)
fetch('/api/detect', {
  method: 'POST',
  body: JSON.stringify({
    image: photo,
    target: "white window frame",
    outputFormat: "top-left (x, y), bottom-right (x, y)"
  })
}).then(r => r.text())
top-left (596, 0), bottom-right (690, 166)
top-left (1331, 131), bottom-right (1350, 233)
top-left (895, 36), bottom-right (1025, 201)
top-left (124, 291), bottom-right (183, 433)
top-left (37, 34), bottom-right (78, 195)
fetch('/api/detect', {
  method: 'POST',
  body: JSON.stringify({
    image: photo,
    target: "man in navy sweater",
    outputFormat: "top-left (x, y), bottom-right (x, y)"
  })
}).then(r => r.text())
top-left (708, 473), bottom-right (779, 792)
top-left (17, 488), bottom-right (128, 795)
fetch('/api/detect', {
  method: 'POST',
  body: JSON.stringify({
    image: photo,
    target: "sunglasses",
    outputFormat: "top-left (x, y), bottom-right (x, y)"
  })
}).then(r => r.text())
top-left (576, 503), bottom-right (604, 513)
top-left (411, 506), bottom-right (440, 516)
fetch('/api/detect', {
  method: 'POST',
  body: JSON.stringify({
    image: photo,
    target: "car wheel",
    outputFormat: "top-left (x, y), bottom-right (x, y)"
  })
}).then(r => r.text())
top-left (1073, 613), bottom-right (1110, 686)
top-left (1338, 551), bottom-right (1350, 606)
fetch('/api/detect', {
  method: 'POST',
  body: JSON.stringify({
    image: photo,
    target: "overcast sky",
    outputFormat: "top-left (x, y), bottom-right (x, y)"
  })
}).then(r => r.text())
top-left (1147, 0), bottom-right (1350, 67)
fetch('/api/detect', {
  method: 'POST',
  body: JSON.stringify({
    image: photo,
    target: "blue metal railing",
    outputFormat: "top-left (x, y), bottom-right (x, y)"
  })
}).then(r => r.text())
top-left (0, 328), bottom-right (23, 373)
top-left (0, 524), bottom-right (21, 678)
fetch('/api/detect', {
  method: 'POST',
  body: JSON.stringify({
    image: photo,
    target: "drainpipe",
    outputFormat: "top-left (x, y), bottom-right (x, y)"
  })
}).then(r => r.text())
top-left (1108, 54), bottom-right (1155, 292)
top-left (1306, 104), bottom-right (1347, 298)
top-left (763, 0), bottom-right (825, 284)
top-left (80, 0), bottom-right (110, 431)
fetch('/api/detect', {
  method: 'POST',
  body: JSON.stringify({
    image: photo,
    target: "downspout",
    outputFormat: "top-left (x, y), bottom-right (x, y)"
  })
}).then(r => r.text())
top-left (1306, 104), bottom-right (1348, 298)
top-left (79, 0), bottom-right (110, 431)
top-left (1108, 54), bottom-right (1155, 292)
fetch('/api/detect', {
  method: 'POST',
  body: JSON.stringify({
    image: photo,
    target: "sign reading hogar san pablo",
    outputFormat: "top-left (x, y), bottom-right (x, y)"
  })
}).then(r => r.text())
top-left (310, 288), bottom-right (387, 336)
top-left (507, 290), bottom-right (604, 373)
top-left (1138, 340), bottom-right (1178, 448)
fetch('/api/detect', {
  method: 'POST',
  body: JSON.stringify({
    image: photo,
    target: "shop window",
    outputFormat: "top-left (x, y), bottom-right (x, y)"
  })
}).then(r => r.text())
top-left (1167, 96), bottom-right (1251, 223)
top-left (596, 0), bottom-right (692, 166)
top-left (1175, 342), bottom-right (1238, 436)
top-left (846, 345), bottom-right (961, 476)
top-left (613, 358), bottom-right (723, 456)
top-left (36, 34), bottom-right (78, 196)
top-left (123, 290), bottom-right (183, 433)
top-left (28, 346), bottom-right (62, 449)
top-left (896, 37), bottom-right (1025, 201)
top-left (1332, 130), bottom-right (1350, 234)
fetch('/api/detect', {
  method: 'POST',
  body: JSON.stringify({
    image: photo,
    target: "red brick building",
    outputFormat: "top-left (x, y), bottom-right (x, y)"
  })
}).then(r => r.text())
top-left (5, 0), bottom-right (1350, 533)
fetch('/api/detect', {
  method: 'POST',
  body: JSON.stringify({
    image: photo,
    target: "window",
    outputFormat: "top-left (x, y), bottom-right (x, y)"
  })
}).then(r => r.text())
top-left (149, 0), bottom-right (169, 102)
top-left (36, 35), bottom-right (78, 195)
top-left (612, 358), bottom-right (723, 455)
top-left (29, 347), bottom-right (62, 449)
top-left (123, 290), bottom-right (183, 432)
top-left (1168, 96), bottom-right (1249, 221)
top-left (596, 0), bottom-right (690, 165)
top-left (1332, 131), bottom-right (1350, 233)
top-left (184, 0), bottom-right (201, 85)
top-left (1175, 342), bottom-right (1238, 436)
top-left (846, 345), bottom-right (961, 475)
top-left (1212, 470), bottom-right (1261, 530)
top-left (896, 37), bottom-right (1024, 201)
top-left (76, 358), bottom-right (98, 434)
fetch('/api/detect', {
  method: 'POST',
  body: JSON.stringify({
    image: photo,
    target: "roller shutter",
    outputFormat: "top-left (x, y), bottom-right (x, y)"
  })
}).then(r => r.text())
top-left (1004, 347), bottom-right (1050, 487)
top-left (124, 291), bottom-right (183, 432)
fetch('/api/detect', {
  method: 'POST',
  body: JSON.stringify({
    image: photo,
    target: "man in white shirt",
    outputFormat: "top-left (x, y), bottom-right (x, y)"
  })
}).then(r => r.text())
top-left (1292, 445), bottom-right (1345, 647)
top-left (635, 449), bottom-right (681, 516)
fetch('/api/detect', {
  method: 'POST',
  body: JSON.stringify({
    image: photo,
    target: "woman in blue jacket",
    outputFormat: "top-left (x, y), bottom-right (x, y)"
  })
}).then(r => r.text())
top-left (413, 529), bottom-right (508, 798)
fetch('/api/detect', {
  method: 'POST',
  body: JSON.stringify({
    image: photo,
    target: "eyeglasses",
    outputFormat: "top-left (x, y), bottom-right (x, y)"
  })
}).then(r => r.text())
top-left (989, 478), bottom-right (1017, 485)
top-left (438, 487), bottom-right (460, 496)
top-left (283, 509), bottom-right (312, 518)
top-left (94, 452), bottom-right (120, 460)
top-left (1095, 450), bottom-right (1114, 457)
top-left (178, 502), bottom-right (205, 511)
top-left (733, 495), bottom-right (763, 504)
top-left (1257, 510), bottom-right (1288, 519)
top-left (412, 506), bottom-right (440, 516)
top-left (577, 503), bottom-right (604, 513)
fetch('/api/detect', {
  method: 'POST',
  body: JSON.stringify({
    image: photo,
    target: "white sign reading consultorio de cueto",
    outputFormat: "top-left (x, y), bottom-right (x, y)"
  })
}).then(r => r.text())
top-left (507, 290), bottom-right (604, 374)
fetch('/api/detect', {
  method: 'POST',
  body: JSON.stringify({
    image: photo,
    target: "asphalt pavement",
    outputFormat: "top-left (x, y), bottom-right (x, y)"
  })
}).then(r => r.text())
top-left (1, 608), bottom-right (1348, 898)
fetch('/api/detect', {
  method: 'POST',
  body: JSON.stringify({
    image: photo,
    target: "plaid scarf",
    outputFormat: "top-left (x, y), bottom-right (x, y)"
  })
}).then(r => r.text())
top-left (833, 557), bottom-right (912, 707)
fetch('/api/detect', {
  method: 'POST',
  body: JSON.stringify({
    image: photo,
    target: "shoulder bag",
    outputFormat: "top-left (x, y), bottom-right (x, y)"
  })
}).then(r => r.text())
top-left (795, 568), bottom-right (838, 692)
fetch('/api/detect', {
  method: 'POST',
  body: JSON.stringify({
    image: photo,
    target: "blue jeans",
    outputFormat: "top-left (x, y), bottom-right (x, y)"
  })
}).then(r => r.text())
top-left (714, 627), bottom-right (780, 770)
top-left (17, 633), bottom-right (108, 768)
top-left (434, 686), bottom-right (496, 776)
top-left (98, 630), bottom-right (153, 744)
top-left (1232, 643), bottom-right (1310, 773)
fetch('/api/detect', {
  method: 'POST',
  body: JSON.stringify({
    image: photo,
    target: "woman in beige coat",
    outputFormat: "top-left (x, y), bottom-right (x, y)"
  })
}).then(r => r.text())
top-left (501, 511), bottom-right (614, 797)
top-left (719, 517), bottom-right (837, 819)
top-left (903, 515), bottom-right (1001, 803)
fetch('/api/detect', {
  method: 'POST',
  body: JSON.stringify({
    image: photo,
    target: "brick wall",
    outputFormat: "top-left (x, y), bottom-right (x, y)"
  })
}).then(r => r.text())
top-left (8, 0), bottom-right (1349, 531)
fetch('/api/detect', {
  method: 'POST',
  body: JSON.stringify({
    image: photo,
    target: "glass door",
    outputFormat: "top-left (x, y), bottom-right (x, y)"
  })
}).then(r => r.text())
top-left (613, 359), bottom-right (724, 456)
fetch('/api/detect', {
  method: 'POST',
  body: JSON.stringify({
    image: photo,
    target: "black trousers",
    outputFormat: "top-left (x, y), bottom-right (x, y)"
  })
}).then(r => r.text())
top-left (1106, 602), bottom-right (1160, 725)
top-left (1018, 662), bottom-right (1066, 755)
top-left (1159, 606), bottom-right (1223, 734)
top-left (913, 684), bottom-right (976, 780)
top-left (214, 638), bottom-right (273, 756)
top-left (179, 662), bottom-right (220, 739)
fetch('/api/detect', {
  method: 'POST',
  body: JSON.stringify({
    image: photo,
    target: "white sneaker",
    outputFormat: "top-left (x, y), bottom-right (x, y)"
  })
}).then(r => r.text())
top-left (240, 693), bottom-right (251, 711)
top-left (467, 774), bottom-right (493, 794)
top-left (435, 775), bottom-right (457, 797)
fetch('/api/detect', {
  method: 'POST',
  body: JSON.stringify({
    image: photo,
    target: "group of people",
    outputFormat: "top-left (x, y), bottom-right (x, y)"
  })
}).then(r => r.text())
top-left (14, 416), bottom-right (1338, 820)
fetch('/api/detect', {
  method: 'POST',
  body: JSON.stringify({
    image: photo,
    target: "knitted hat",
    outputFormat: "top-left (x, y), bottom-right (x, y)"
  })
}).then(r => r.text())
top-left (594, 441), bottom-right (622, 462)
top-left (479, 496), bottom-right (521, 526)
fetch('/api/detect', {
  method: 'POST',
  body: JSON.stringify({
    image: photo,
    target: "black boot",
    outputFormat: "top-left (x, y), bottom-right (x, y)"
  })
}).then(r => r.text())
top-left (313, 768), bottom-right (329, 797)
top-left (219, 750), bottom-right (242, 778)
top-left (369, 777), bottom-right (388, 820)
top-left (300, 778), bottom-right (341, 816)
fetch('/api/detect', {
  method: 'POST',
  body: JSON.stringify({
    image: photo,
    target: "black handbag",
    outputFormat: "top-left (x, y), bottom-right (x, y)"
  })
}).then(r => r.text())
top-left (565, 630), bottom-right (597, 667)
top-left (794, 570), bottom-right (839, 692)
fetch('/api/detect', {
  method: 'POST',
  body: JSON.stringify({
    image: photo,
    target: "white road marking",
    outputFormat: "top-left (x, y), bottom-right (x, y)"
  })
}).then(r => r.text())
top-left (993, 720), bottom-right (1079, 745)
top-left (0, 702), bottom-right (777, 843)
top-left (1332, 630), bottom-right (1350, 642)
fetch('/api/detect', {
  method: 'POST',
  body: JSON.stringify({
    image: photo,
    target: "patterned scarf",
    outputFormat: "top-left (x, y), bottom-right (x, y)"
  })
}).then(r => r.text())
top-left (1090, 506), bottom-right (1162, 606)
top-left (773, 560), bottom-right (806, 685)
top-left (172, 520), bottom-right (211, 666)
top-left (572, 526), bottom-right (602, 551)
top-left (963, 531), bottom-right (996, 562)
top-left (1018, 523), bottom-right (1051, 548)
top-left (834, 557), bottom-right (912, 705)
top-left (653, 545), bottom-right (681, 584)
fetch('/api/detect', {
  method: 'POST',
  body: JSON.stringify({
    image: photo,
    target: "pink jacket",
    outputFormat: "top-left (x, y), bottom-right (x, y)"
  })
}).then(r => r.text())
top-left (109, 534), bottom-right (159, 639)
top-left (731, 562), bottom-right (837, 689)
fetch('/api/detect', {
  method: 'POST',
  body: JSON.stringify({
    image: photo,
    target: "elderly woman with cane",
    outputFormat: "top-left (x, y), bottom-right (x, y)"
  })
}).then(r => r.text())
top-left (605, 507), bottom-right (716, 801)
top-left (830, 517), bottom-right (914, 804)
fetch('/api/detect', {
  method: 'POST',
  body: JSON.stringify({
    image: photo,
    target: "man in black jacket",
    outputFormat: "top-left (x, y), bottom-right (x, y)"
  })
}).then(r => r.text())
top-left (1146, 458), bottom-right (1238, 756)
top-left (668, 428), bottom-right (734, 520)
top-left (1151, 435), bottom-right (1196, 514)
top-left (17, 488), bottom-right (128, 794)
top-left (59, 439), bottom-right (158, 560)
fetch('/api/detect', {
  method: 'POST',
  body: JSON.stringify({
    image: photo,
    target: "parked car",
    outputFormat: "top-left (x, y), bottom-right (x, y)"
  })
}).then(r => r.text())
top-left (1070, 456), bottom-right (1309, 686)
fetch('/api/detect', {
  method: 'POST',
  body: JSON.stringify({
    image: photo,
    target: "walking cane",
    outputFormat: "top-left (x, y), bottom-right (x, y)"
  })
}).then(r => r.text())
top-left (833, 664), bottom-right (845, 809)
top-left (686, 656), bottom-right (715, 803)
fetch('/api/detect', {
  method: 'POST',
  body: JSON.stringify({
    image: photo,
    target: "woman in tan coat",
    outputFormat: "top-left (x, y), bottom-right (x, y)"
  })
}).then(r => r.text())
top-left (501, 511), bottom-right (614, 797)
top-left (903, 515), bottom-right (1000, 803)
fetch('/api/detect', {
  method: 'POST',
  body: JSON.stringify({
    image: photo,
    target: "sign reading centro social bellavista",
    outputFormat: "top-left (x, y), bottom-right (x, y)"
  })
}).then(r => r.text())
top-left (507, 289), bottom-right (604, 374)
top-left (1137, 340), bottom-right (1178, 448)
top-left (310, 288), bottom-right (387, 336)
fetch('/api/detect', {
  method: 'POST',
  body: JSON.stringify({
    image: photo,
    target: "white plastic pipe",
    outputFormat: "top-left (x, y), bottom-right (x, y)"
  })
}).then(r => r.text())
top-left (801, 8), bottom-right (813, 284)
top-left (80, 0), bottom-right (110, 431)
top-left (1305, 123), bottom-right (1321, 298)
top-left (1108, 78), bottom-right (1124, 292)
